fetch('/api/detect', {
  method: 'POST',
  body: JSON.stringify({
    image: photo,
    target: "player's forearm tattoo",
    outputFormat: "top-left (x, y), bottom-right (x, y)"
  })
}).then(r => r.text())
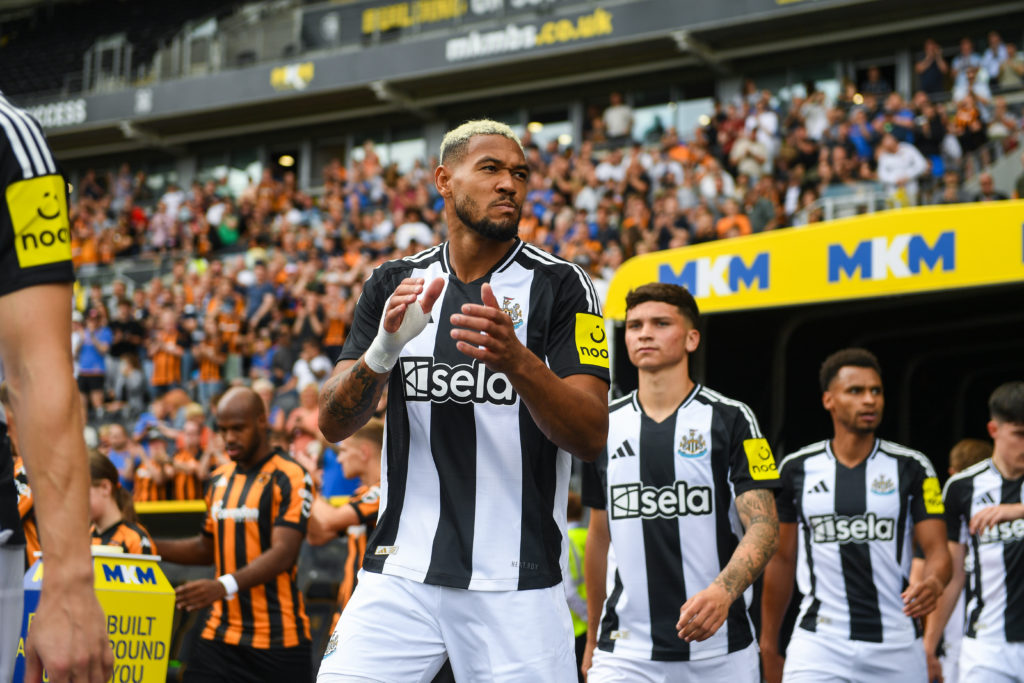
top-left (713, 489), bottom-right (780, 600)
top-left (321, 359), bottom-right (386, 426)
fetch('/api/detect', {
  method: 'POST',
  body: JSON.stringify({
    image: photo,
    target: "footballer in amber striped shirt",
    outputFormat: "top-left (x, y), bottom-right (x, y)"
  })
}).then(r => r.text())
top-left (157, 387), bottom-right (314, 682)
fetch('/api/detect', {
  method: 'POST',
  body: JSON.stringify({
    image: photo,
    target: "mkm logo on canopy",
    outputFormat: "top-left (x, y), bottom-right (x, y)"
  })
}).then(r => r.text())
top-left (658, 252), bottom-right (769, 297)
top-left (828, 230), bottom-right (955, 283)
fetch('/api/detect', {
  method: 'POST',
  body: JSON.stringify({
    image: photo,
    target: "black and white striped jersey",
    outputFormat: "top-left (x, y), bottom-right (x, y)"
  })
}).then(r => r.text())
top-left (339, 239), bottom-right (609, 591)
top-left (944, 458), bottom-right (1024, 643)
top-left (776, 439), bottom-right (944, 644)
top-left (581, 385), bottom-right (780, 661)
top-left (0, 91), bottom-right (72, 298)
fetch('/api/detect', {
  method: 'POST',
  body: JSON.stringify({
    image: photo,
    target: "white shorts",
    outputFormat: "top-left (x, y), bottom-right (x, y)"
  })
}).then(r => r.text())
top-left (587, 642), bottom-right (759, 683)
top-left (316, 570), bottom-right (576, 683)
top-left (940, 636), bottom-right (960, 683)
top-left (783, 629), bottom-right (926, 683)
top-left (959, 637), bottom-right (1024, 682)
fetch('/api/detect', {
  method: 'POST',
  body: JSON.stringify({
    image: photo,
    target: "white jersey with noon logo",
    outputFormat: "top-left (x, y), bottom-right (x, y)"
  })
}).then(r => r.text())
top-left (943, 458), bottom-right (1024, 643)
top-left (339, 240), bottom-right (608, 591)
top-left (776, 439), bottom-right (944, 644)
top-left (581, 385), bottom-right (780, 661)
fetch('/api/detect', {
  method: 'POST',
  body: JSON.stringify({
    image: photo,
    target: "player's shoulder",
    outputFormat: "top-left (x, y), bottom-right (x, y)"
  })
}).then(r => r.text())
top-left (695, 385), bottom-right (762, 432)
top-left (943, 458), bottom-right (992, 497)
top-left (778, 440), bottom-right (828, 472)
top-left (877, 439), bottom-right (936, 474)
top-left (269, 451), bottom-right (313, 483)
top-left (516, 242), bottom-right (601, 311)
top-left (209, 461), bottom-right (235, 483)
top-left (608, 391), bottom-right (637, 415)
top-left (369, 244), bottom-right (444, 282)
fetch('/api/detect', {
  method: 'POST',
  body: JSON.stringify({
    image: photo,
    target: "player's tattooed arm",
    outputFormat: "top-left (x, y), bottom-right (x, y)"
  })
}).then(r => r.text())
top-left (318, 359), bottom-right (388, 442)
top-left (715, 488), bottom-right (780, 600)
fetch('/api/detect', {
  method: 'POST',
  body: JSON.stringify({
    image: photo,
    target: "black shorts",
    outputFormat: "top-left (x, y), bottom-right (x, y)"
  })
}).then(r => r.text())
top-left (77, 374), bottom-right (104, 394)
top-left (184, 637), bottom-right (312, 683)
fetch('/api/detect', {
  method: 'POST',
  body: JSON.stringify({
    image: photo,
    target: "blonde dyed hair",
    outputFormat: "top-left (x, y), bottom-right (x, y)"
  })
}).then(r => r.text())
top-left (440, 119), bottom-right (523, 165)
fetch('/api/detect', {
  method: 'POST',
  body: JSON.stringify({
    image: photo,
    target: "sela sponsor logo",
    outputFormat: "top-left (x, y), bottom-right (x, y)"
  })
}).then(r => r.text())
top-left (210, 500), bottom-right (260, 522)
top-left (400, 356), bottom-right (516, 405)
top-left (501, 296), bottom-right (524, 329)
top-left (609, 481), bottom-right (712, 520)
top-left (828, 231), bottom-right (954, 283)
top-left (870, 474), bottom-right (896, 495)
top-left (744, 438), bottom-right (778, 481)
top-left (8, 175), bottom-right (71, 268)
top-left (810, 512), bottom-right (894, 543)
top-left (978, 518), bottom-right (1024, 545)
top-left (677, 429), bottom-right (708, 459)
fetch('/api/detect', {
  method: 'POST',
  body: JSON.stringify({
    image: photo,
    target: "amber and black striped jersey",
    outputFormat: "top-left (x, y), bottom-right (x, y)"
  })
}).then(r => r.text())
top-left (91, 519), bottom-right (157, 555)
top-left (201, 449), bottom-right (313, 649)
top-left (150, 330), bottom-right (184, 387)
top-left (133, 457), bottom-right (167, 502)
top-left (171, 449), bottom-right (203, 500)
top-left (330, 483), bottom-right (381, 632)
top-left (14, 455), bottom-right (39, 567)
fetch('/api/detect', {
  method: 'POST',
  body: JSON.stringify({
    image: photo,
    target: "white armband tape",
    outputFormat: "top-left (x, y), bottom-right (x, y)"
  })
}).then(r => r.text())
top-left (364, 297), bottom-right (431, 374)
top-left (217, 573), bottom-right (239, 600)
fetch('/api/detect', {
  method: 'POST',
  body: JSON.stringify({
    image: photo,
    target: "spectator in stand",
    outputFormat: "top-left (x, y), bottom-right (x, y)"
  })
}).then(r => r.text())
top-left (171, 420), bottom-right (207, 501)
top-left (916, 39), bottom-right (950, 97)
top-left (148, 309), bottom-right (186, 396)
top-left (77, 308), bottom-right (112, 419)
top-left (972, 172), bottom-right (1009, 201)
top-left (999, 42), bottom-right (1024, 89)
top-left (953, 93), bottom-right (989, 171)
top-left (914, 99), bottom-right (948, 182)
top-left (987, 96), bottom-right (1019, 153)
top-left (716, 198), bottom-right (752, 238)
top-left (934, 170), bottom-right (971, 204)
top-left (874, 93), bottom-right (916, 143)
top-left (195, 317), bottom-right (227, 410)
top-left (954, 65), bottom-right (993, 108)
top-left (603, 91), bottom-right (633, 146)
top-left (981, 31), bottom-right (1009, 81)
top-left (952, 37), bottom-right (983, 94)
top-left (876, 132), bottom-right (931, 206)
top-left (730, 126), bottom-right (769, 180)
top-left (860, 65), bottom-right (892, 97)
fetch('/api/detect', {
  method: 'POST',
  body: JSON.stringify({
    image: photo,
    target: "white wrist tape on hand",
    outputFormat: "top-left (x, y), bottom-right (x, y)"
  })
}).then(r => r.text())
top-left (364, 297), bottom-right (431, 374)
top-left (217, 574), bottom-right (239, 600)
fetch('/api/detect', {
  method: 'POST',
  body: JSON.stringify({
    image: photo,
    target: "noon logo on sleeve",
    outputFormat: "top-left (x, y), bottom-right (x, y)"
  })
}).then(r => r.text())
top-left (922, 477), bottom-right (944, 514)
top-left (575, 312), bottom-right (609, 368)
top-left (7, 174), bottom-right (71, 268)
top-left (744, 438), bottom-right (778, 480)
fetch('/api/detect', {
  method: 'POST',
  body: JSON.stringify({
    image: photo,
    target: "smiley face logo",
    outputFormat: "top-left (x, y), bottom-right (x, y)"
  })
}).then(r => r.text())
top-left (575, 312), bottom-right (609, 368)
top-left (589, 322), bottom-right (606, 344)
top-left (36, 191), bottom-right (62, 220)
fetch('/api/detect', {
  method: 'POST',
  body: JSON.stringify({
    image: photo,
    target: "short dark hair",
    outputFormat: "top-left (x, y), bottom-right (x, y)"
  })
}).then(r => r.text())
top-left (819, 348), bottom-right (882, 392)
top-left (989, 381), bottom-right (1024, 423)
top-left (624, 283), bottom-right (700, 327)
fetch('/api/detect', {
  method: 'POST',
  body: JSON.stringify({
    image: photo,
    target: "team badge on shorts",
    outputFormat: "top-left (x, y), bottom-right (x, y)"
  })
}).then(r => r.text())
top-left (501, 297), bottom-right (524, 330)
top-left (323, 631), bottom-right (339, 659)
top-left (677, 429), bottom-right (708, 458)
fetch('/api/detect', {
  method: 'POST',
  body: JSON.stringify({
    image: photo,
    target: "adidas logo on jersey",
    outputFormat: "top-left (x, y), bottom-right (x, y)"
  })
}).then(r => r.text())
top-left (978, 518), bottom-right (1024, 545)
top-left (809, 512), bottom-right (894, 543)
top-left (807, 480), bottom-right (829, 495)
top-left (609, 481), bottom-right (712, 520)
top-left (974, 491), bottom-right (996, 507)
top-left (399, 357), bottom-right (516, 405)
top-left (610, 441), bottom-right (635, 460)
